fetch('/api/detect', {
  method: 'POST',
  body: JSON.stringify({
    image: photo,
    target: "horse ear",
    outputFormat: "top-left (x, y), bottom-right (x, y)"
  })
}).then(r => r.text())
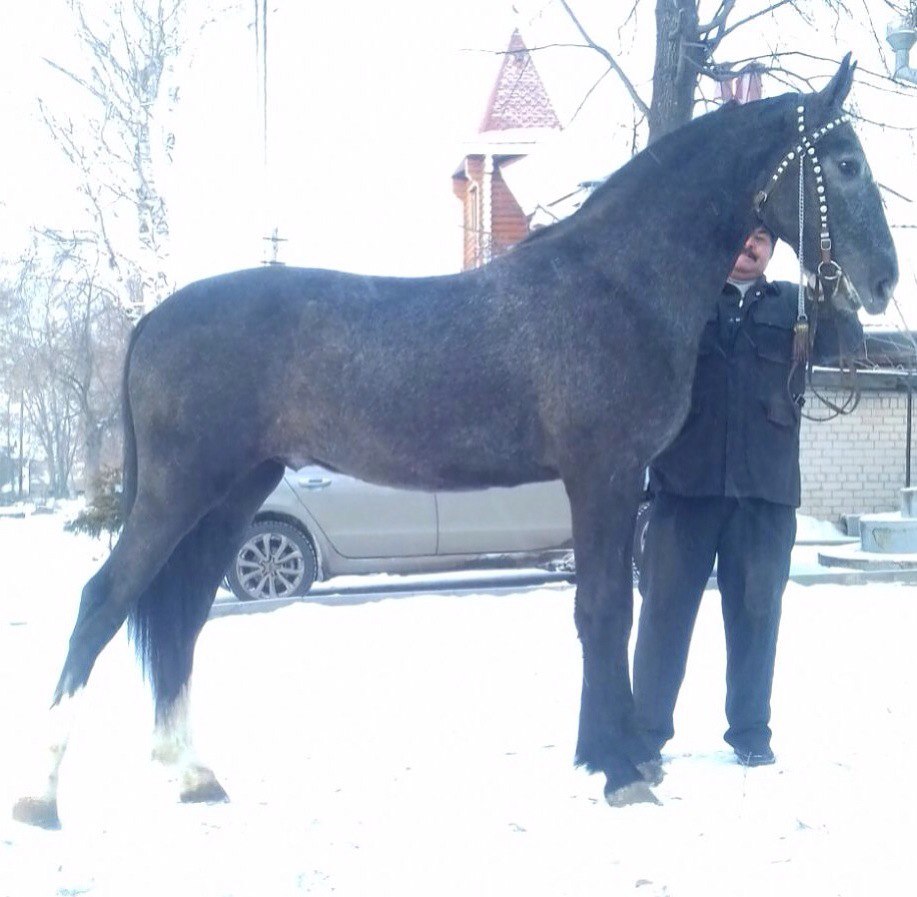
top-left (819, 53), bottom-right (856, 108)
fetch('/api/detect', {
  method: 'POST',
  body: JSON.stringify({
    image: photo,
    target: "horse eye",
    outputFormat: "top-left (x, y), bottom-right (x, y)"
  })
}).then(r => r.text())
top-left (838, 158), bottom-right (861, 177)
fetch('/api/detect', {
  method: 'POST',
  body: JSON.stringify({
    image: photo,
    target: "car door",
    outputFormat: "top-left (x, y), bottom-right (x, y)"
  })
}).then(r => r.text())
top-left (434, 480), bottom-right (572, 555)
top-left (288, 466), bottom-right (437, 558)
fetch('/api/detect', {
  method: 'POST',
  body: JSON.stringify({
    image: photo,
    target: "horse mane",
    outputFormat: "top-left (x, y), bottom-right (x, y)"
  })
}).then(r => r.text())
top-left (512, 93), bottom-right (799, 252)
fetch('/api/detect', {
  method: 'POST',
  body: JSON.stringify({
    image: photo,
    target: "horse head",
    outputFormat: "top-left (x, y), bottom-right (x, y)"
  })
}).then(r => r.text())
top-left (756, 54), bottom-right (898, 315)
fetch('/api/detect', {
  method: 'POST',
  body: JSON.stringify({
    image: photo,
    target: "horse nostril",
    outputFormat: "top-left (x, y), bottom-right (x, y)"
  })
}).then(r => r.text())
top-left (876, 278), bottom-right (895, 304)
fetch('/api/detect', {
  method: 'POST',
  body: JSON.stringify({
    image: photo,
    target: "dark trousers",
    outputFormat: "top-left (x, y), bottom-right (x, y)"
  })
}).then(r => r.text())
top-left (632, 493), bottom-right (796, 755)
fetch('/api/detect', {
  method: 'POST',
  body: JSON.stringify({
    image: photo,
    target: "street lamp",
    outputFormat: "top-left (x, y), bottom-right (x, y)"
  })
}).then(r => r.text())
top-left (887, 21), bottom-right (917, 84)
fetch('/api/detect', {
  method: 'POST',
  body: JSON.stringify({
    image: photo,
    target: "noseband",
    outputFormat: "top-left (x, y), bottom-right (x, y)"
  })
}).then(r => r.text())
top-left (753, 102), bottom-right (852, 363)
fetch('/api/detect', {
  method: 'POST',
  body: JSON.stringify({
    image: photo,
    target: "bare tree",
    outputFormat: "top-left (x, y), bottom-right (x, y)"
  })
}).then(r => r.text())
top-left (18, 1), bottom-right (220, 493)
top-left (552, 0), bottom-right (914, 144)
top-left (891, 0), bottom-right (917, 27)
top-left (1, 261), bottom-right (79, 497)
top-left (0, 243), bottom-right (131, 498)
top-left (52, 238), bottom-right (133, 483)
top-left (0, 289), bottom-right (28, 500)
top-left (40, 0), bottom-right (190, 319)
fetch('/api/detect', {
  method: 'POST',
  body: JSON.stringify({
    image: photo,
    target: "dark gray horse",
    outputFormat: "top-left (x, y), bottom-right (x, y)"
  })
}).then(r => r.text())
top-left (14, 57), bottom-right (896, 827)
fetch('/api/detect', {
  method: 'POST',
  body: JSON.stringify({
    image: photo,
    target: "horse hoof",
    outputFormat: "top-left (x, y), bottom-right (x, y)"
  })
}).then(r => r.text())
top-left (637, 758), bottom-right (665, 786)
top-left (180, 766), bottom-right (229, 804)
top-left (604, 779), bottom-right (661, 808)
top-left (12, 796), bottom-right (61, 830)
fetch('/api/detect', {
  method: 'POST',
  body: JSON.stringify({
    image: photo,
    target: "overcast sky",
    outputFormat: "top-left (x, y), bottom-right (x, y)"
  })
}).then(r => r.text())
top-left (0, 0), bottom-right (517, 284)
top-left (1, 1), bottom-right (915, 305)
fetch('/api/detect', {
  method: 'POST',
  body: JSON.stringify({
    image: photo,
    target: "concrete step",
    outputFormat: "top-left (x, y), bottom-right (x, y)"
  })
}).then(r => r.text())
top-left (858, 512), bottom-right (917, 553)
top-left (817, 541), bottom-right (917, 570)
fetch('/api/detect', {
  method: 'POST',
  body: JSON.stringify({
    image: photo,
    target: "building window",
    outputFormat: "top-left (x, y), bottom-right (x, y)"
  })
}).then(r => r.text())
top-left (468, 182), bottom-right (482, 267)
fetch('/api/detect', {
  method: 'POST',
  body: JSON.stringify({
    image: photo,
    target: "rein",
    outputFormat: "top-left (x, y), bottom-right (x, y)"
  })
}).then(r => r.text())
top-left (753, 101), bottom-right (860, 420)
top-left (793, 298), bottom-right (862, 421)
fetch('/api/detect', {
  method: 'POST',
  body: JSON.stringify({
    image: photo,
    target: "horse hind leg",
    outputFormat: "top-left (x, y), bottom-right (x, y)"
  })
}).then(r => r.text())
top-left (10, 694), bottom-right (84, 829)
top-left (12, 462), bottom-right (275, 828)
top-left (12, 503), bottom-right (205, 827)
top-left (130, 460), bottom-right (285, 804)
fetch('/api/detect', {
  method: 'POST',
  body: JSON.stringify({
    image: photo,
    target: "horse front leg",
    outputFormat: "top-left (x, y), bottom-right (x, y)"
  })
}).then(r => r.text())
top-left (565, 468), bottom-right (660, 806)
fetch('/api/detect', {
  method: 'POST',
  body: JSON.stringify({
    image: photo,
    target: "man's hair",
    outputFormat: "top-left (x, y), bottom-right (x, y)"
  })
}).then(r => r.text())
top-left (755, 224), bottom-right (777, 247)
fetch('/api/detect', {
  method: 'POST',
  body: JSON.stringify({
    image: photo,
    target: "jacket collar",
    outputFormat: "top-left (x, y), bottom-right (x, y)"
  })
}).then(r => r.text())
top-left (724, 275), bottom-right (776, 305)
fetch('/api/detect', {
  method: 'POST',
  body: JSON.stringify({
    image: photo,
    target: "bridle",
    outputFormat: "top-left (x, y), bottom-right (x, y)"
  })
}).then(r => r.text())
top-left (753, 101), bottom-right (860, 420)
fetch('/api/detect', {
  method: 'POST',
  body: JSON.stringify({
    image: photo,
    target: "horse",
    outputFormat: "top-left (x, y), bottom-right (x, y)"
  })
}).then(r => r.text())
top-left (13, 55), bottom-right (896, 828)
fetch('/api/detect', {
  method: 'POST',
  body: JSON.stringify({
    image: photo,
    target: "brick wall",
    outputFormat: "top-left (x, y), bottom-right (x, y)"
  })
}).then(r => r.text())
top-left (490, 168), bottom-right (529, 254)
top-left (453, 155), bottom-right (529, 270)
top-left (799, 370), bottom-right (914, 521)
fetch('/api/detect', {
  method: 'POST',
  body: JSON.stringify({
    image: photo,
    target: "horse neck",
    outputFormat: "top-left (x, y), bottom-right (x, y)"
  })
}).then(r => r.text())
top-left (576, 96), bottom-right (797, 311)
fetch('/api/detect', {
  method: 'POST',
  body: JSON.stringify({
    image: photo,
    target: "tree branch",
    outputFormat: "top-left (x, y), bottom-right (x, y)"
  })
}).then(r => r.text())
top-left (718, 1), bottom-right (795, 42)
top-left (557, 0), bottom-right (650, 117)
top-left (697, 1), bottom-right (736, 35)
top-left (568, 64), bottom-right (614, 126)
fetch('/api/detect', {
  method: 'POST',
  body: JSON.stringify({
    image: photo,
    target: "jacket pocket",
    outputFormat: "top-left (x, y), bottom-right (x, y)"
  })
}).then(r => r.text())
top-left (761, 394), bottom-right (799, 428)
top-left (754, 322), bottom-right (794, 364)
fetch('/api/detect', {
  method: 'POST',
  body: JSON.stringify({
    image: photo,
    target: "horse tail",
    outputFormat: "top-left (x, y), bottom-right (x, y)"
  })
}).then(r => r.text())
top-left (127, 465), bottom-right (285, 722)
top-left (120, 314), bottom-right (148, 520)
top-left (120, 311), bottom-right (282, 721)
top-left (121, 305), bottom-right (282, 718)
top-left (128, 526), bottom-right (213, 723)
top-left (120, 311), bottom-right (200, 720)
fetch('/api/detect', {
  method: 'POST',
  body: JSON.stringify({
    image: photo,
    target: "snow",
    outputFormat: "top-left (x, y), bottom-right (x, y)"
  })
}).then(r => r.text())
top-left (795, 513), bottom-right (853, 544)
top-left (1, 509), bottom-right (916, 897)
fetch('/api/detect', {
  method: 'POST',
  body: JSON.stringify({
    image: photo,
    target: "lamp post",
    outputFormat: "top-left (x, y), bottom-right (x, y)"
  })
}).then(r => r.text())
top-left (887, 20), bottom-right (917, 84)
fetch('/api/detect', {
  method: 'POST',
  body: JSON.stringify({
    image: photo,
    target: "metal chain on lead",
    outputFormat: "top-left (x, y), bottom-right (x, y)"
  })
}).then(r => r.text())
top-left (797, 147), bottom-right (806, 322)
top-left (754, 100), bottom-right (859, 420)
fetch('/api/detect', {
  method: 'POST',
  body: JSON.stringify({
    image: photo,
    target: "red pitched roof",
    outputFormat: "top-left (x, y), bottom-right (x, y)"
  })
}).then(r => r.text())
top-left (479, 30), bottom-right (561, 133)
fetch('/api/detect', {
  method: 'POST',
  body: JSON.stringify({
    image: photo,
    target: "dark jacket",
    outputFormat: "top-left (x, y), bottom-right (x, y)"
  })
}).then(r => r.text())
top-left (649, 277), bottom-right (864, 507)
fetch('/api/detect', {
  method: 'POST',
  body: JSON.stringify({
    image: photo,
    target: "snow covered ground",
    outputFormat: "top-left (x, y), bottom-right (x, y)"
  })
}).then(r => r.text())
top-left (1, 507), bottom-right (915, 897)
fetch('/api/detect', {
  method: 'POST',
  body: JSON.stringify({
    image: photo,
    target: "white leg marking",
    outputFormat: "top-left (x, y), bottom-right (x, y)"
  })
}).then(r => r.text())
top-left (151, 685), bottom-right (195, 767)
top-left (12, 690), bottom-right (84, 827)
top-left (151, 684), bottom-right (227, 803)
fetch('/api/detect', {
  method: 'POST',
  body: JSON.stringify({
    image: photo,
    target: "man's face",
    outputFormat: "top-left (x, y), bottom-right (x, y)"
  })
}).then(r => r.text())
top-left (729, 228), bottom-right (774, 281)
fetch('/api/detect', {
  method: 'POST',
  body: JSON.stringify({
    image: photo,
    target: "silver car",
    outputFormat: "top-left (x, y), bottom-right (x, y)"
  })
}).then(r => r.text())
top-left (225, 466), bottom-right (573, 600)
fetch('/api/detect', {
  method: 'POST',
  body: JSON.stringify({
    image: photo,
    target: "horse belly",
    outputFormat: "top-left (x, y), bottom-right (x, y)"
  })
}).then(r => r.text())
top-left (277, 394), bottom-right (555, 491)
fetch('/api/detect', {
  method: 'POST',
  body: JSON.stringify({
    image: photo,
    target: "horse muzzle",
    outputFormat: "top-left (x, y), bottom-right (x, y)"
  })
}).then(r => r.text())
top-left (860, 273), bottom-right (896, 315)
top-left (859, 245), bottom-right (899, 315)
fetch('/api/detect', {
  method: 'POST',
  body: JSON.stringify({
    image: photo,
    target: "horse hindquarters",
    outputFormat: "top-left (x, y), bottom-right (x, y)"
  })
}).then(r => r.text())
top-left (564, 466), bottom-right (660, 805)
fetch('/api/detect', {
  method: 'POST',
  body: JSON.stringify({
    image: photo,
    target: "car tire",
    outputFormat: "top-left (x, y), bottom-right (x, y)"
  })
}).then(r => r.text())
top-left (227, 520), bottom-right (318, 601)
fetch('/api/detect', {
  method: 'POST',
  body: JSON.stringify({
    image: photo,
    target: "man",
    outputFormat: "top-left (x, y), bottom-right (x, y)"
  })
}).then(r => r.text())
top-left (632, 225), bottom-right (863, 767)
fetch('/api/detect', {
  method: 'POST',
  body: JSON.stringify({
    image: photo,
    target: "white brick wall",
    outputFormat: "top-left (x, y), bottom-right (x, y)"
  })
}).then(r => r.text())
top-left (799, 380), bottom-right (911, 522)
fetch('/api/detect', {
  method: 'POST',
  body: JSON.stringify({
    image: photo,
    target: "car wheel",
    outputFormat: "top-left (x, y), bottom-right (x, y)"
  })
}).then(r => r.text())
top-left (632, 501), bottom-right (652, 584)
top-left (227, 520), bottom-right (318, 601)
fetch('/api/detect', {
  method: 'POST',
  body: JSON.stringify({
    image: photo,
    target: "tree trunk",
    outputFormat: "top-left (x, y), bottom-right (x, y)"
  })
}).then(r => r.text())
top-left (647, 0), bottom-right (705, 144)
